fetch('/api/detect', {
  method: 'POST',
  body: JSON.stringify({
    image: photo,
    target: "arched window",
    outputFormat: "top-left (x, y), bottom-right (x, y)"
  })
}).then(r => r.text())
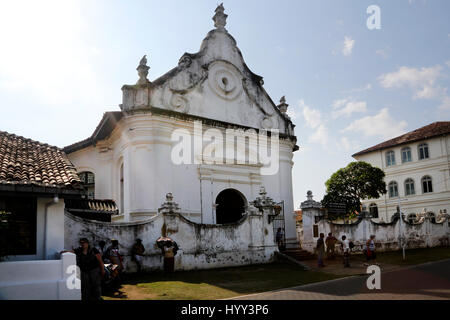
top-left (388, 181), bottom-right (398, 198)
top-left (418, 143), bottom-right (429, 160)
top-left (215, 189), bottom-right (246, 224)
top-left (78, 171), bottom-right (95, 199)
top-left (369, 203), bottom-right (379, 218)
top-left (422, 176), bottom-right (433, 193)
top-left (386, 151), bottom-right (396, 166)
top-left (404, 178), bottom-right (415, 196)
top-left (119, 163), bottom-right (124, 213)
top-left (401, 147), bottom-right (412, 163)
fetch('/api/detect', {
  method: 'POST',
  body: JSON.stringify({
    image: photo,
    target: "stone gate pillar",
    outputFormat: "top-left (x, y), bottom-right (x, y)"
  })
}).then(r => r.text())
top-left (300, 191), bottom-right (323, 253)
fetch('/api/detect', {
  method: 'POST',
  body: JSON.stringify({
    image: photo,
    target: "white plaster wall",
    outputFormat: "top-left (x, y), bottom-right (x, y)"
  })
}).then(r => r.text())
top-left (67, 115), bottom-right (297, 247)
top-left (0, 253), bottom-right (80, 300)
top-left (64, 205), bottom-right (277, 272)
top-left (301, 206), bottom-right (450, 254)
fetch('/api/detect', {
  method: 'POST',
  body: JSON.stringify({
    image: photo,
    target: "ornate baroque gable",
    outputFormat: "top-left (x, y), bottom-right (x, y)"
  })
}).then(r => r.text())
top-left (120, 4), bottom-right (295, 137)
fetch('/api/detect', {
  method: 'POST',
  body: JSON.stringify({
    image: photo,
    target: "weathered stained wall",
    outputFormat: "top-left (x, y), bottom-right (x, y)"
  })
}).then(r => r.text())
top-left (301, 201), bottom-right (450, 254)
top-left (64, 194), bottom-right (278, 272)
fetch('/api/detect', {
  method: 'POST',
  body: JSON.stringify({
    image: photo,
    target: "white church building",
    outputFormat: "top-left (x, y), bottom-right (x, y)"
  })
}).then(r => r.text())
top-left (0, 4), bottom-right (299, 299)
top-left (63, 4), bottom-right (299, 247)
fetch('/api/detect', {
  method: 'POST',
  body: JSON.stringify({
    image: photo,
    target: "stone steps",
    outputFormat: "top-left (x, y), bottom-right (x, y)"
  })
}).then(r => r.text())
top-left (282, 248), bottom-right (316, 261)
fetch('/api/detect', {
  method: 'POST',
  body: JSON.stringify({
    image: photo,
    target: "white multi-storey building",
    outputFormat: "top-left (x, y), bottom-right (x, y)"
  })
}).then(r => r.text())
top-left (353, 122), bottom-right (450, 223)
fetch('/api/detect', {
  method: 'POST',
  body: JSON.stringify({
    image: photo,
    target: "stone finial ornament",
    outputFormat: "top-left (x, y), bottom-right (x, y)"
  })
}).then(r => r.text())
top-left (277, 96), bottom-right (289, 114)
top-left (158, 192), bottom-right (181, 214)
top-left (213, 3), bottom-right (228, 30)
top-left (259, 186), bottom-right (267, 197)
top-left (301, 191), bottom-right (322, 209)
top-left (136, 55), bottom-right (150, 85)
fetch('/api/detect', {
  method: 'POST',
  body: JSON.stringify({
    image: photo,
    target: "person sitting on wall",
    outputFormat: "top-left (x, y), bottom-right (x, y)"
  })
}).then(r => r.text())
top-left (131, 238), bottom-right (145, 273)
top-left (106, 239), bottom-right (124, 272)
top-left (61, 238), bottom-right (105, 300)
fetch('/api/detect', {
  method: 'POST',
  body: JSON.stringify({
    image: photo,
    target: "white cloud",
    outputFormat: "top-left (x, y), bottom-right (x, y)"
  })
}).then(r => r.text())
top-left (342, 36), bottom-right (355, 56)
top-left (286, 107), bottom-right (299, 120)
top-left (0, 0), bottom-right (104, 107)
top-left (340, 137), bottom-right (351, 151)
top-left (446, 60), bottom-right (450, 68)
top-left (299, 99), bottom-right (330, 147)
top-left (342, 108), bottom-right (408, 140)
top-left (308, 124), bottom-right (330, 147)
top-left (342, 84), bottom-right (372, 94)
top-left (332, 99), bottom-right (367, 118)
top-left (332, 99), bottom-right (348, 109)
top-left (414, 85), bottom-right (446, 100)
top-left (439, 96), bottom-right (450, 111)
top-left (376, 47), bottom-right (390, 59)
top-left (378, 66), bottom-right (443, 99)
top-left (300, 100), bottom-right (323, 129)
top-left (338, 136), bottom-right (360, 152)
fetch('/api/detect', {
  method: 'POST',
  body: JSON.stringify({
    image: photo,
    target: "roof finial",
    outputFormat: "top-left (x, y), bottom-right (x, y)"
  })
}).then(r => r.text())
top-left (277, 96), bottom-right (289, 114)
top-left (136, 55), bottom-right (150, 85)
top-left (213, 3), bottom-right (228, 30)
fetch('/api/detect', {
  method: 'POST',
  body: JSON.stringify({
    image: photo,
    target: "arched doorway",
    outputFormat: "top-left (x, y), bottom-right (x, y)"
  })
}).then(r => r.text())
top-left (215, 189), bottom-right (246, 224)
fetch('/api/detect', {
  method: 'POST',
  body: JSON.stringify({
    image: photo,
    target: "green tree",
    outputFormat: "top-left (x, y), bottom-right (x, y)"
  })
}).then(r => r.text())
top-left (322, 161), bottom-right (386, 219)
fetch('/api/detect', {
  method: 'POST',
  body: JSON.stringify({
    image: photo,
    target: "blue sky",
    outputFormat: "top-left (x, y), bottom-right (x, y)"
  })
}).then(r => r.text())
top-left (0, 0), bottom-right (449, 208)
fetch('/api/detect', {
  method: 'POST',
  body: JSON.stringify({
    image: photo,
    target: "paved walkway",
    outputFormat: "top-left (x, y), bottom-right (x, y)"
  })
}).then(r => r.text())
top-left (230, 259), bottom-right (450, 300)
top-left (299, 255), bottom-right (400, 276)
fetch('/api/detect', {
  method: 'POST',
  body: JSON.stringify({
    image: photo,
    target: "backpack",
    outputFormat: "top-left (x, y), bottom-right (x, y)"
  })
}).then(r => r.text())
top-left (349, 241), bottom-right (355, 249)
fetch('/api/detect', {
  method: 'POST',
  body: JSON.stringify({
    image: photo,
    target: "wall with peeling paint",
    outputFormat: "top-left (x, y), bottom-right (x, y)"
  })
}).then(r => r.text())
top-left (64, 197), bottom-right (277, 272)
top-left (301, 201), bottom-right (450, 254)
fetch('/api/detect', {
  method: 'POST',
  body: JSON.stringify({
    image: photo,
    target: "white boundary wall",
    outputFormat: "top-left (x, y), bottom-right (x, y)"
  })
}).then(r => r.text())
top-left (0, 253), bottom-right (80, 300)
top-left (301, 192), bottom-right (450, 254)
top-left (64, 193), bottom-right (278, 272)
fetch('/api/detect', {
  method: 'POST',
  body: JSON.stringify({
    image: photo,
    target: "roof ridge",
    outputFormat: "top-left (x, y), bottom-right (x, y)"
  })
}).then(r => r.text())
top-left (0, 130), bottom-right (60, 151)
top-left (353, 121), bottom-right (450, 157)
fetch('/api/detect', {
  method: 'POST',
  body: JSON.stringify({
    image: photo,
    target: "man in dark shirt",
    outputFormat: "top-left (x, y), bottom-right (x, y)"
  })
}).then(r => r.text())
top-left (72, 238), bottom-right (105, 300)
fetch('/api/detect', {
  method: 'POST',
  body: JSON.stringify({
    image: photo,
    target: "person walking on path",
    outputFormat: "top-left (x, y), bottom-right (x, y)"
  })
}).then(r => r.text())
top-left (365, 235), bottom-right (377, 266)
top-left (325, 233), bottom-right (337, 259)
top-left (316, 233), bottom-right (326, 267)
top-left (341, 235), bottom-right (350, 267)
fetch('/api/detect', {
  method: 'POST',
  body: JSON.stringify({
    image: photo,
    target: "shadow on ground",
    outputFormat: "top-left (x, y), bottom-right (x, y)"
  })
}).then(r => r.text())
top-left (101, 261), bottom-right (340, 300)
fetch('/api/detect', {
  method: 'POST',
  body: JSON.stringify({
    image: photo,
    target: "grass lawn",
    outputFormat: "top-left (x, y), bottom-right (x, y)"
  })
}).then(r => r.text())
top-left (360, 246), bottom-right (450, 266)
top-left (103, 261), bottom-right (341, 300)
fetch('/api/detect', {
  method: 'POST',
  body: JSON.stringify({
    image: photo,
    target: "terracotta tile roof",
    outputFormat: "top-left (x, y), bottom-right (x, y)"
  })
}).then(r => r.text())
top-left (352, 121), bottom-right (450, 157)
top-left (65, 198), bottom-right (119, 222)
top-left (0, 130), bottom-right (82, 189)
